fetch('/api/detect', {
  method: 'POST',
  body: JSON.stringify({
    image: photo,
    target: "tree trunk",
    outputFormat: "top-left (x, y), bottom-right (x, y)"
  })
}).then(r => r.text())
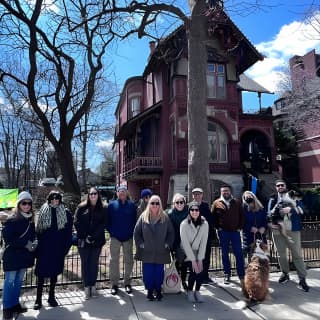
top-left (187, 0), bottom-right (210, 200)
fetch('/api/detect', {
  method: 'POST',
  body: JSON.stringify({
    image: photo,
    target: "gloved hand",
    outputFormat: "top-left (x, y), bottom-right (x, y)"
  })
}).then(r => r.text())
top-left (85, 235), bottom-right (94, 244)
top-left (197, 260), bottom-right (203, 273)
top-left (191, 260), bottom-right (199, 274)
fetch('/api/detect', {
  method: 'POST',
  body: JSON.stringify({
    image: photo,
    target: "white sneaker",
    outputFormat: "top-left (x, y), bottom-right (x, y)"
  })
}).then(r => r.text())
top-left (194, 291), bottom-right (204, 303)
top-left (187, 290), bottom-right (195, 303)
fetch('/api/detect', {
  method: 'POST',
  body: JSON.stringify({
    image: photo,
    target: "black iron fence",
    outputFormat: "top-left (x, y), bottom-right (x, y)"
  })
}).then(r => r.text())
top-left (1, 218), bottom-right (319, 291)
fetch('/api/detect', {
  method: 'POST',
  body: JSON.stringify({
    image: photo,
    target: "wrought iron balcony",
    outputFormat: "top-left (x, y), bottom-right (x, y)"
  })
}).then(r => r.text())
top-left (123, 156), bottom-right (162, 178)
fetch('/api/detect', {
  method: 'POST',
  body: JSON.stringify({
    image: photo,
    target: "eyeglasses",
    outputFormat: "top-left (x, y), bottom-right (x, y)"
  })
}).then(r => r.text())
top-left (21, 201), bottom-right (32, 206)
top-left (190, 208), bottom-right (199, 212)
top-left (276, 184), bottom-right (285, 187)
top-left (89, 192), bottom-right (98, 196)
top-left (175, 201), bottom-right (184, 205)
top-left (150, 202), bottom-right (160, 206)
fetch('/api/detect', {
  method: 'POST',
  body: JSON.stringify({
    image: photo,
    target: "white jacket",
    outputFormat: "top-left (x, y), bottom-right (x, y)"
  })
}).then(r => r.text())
top-left (180, 217), bottom-right (208, 262)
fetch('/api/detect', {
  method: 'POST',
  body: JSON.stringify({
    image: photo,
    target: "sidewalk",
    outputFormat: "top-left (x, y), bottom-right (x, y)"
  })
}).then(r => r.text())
top-left (18, 269), bottom-right (320, 320)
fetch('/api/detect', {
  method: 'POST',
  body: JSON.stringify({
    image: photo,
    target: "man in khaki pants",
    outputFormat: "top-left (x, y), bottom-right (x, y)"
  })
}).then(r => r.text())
top-left (106, 186), bottom-right (137, 295)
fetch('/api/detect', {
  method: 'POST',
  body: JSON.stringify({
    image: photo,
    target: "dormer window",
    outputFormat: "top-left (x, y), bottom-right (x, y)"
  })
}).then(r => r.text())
top-left (128, 95), bottom-right (141, 118)
top-left (207, 63), bottom-right (226, 99)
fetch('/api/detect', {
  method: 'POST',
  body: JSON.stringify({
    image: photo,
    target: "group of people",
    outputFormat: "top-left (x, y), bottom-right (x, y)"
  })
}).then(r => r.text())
top-left (0, 179), bottom-right (310, 319)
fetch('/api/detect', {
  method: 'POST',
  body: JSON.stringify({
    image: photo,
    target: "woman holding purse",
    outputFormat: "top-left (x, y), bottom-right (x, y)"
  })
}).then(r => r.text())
top-left (2, 191), bottom-right (37, 320)
top-left (180, 201), bottom-right (208, 303)
top-left (74, 187), bottom-right (108, 299)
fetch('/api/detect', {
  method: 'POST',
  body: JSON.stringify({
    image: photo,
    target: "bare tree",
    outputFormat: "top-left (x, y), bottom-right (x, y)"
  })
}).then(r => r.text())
top-left (0, 0), bottom-right (119, 200)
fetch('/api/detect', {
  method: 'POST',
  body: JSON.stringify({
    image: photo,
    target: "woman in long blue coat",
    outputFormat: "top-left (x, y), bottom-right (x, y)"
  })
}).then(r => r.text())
top-left (33, 191), bottom-right (72, 310)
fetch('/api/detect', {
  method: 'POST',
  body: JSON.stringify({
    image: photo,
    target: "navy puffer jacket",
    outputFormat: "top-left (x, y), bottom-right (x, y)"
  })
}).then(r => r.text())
top-left (2, 215), bottom-right (36, 271)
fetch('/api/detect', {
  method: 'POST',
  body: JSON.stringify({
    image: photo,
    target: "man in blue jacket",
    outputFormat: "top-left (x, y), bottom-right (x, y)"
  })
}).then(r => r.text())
top-left (107, 185), bottom-right (137, 295)
top-left (267, 179), bottom-right (309, 292)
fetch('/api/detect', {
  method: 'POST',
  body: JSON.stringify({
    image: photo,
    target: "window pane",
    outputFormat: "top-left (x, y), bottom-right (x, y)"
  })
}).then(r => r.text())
top-left (206, 74), bottom-right (216, 98)
top-left (208, 63), bottom-right (215, 72)
top-left (208, 122), bottom-right (228, 163)
top-left (217, 64), bottom-right (224, 73)
top-left (217, 75), bottom-right (226, 98)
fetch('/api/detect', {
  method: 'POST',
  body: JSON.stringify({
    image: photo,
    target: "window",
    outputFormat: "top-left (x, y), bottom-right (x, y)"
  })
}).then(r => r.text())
top-left (207, 63), bottom-right (226, 99)
top-left (129, 96), bottom-right (141, 118)
top-left (208, 122), bottom-right (228, 163)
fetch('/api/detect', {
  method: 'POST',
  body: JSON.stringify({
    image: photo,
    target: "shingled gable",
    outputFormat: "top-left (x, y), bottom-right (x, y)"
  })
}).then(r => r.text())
top-left (143, 8), bottom-right (264, 77)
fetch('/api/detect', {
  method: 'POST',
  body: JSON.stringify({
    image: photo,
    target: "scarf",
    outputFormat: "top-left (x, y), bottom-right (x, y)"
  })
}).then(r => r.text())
top-left (37, 203), bottom-right (68, 233)
top-left (20, 211), bottom-right (32, 219)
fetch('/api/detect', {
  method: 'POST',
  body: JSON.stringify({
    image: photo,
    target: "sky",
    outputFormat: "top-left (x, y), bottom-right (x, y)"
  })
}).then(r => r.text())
top-left (90, 1), bottom-right (320, 169)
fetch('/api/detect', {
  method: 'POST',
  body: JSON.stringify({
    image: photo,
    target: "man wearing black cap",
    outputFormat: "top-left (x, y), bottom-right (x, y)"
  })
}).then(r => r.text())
top-left (191, 187), bottom-right (215, 284)
top-left (106, 185), bottom-right (137, 295)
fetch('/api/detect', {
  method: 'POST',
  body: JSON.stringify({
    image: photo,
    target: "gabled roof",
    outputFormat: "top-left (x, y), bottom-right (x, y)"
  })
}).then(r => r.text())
top-left (144, 8), bottom-right (264, 76)
top-left (238, 74), bottom-right (272, 94)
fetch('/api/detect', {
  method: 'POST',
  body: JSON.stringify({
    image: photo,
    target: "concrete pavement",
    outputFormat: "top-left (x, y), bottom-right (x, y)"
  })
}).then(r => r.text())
top-left (17, 269), bottom-right (320, 320)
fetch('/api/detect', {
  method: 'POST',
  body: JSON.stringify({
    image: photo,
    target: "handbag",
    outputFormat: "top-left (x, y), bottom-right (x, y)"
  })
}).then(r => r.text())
top-left (162, 259), bottom-right (182, 294)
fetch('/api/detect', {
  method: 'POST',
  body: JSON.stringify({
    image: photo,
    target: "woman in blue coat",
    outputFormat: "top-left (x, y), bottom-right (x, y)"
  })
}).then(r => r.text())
top-left (2, 191), bottom-right (37, 320)
top-left (33, 191), bottom-right (72, 310)
top-left (242, 191), bottom-right (268, 261)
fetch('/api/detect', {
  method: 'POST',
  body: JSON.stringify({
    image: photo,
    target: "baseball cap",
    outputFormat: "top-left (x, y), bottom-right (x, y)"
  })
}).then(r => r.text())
top-left (192, 187), bottom-right (203, 193)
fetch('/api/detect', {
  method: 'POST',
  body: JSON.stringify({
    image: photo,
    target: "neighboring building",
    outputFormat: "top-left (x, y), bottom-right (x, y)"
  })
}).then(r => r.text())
top-left (273, 49), bottom-right (320, 188)
top-left (114, 7), bottom-right (276, 205)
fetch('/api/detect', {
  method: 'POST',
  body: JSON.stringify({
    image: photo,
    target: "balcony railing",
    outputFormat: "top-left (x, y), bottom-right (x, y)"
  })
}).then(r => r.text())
top-left (123, 156), bottom-right (162, 177)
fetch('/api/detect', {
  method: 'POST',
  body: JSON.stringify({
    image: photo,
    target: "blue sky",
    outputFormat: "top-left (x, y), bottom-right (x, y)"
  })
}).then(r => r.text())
top-left (93, 1), bottom-right (320, 169)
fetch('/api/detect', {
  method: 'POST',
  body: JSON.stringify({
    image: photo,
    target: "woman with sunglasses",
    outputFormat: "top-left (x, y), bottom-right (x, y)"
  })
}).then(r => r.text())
top-left (2, 191), bottom-right (37, 320)
top-left (33, 190), bottom-right (72, 310)
top-left (241, 191), bottom-right (268, 262)
top-left (74, 187), bottom-right (108, 299)
top-left (167, 193), bottom-right (189, 290)
top-left (180, 201), bottom-right (208, 303)
top-left (134, 195), bottom-right (174, 301)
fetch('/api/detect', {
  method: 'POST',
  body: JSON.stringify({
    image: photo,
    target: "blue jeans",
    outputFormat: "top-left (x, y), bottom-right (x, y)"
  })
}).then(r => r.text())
top-left (219, 230), bottom-right (245, 278)
top-left (78, 246), bottom-right (102, 287)
top-left (2, 269), bottom-right (26, 309)
top-left (142, 263), bottom-right (164, 291)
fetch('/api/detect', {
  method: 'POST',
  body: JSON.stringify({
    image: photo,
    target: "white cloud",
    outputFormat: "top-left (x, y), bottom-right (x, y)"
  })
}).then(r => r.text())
top-left (95, 139), bottom-right (113, 149)
top-left (246, 12), bottom-right (320, 92)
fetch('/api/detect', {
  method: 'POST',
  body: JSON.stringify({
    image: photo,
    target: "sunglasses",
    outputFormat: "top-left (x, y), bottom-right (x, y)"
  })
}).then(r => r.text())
top-left (89, 192), bottom-right (98, 196)
top-left (21, 201), bottom-right (32, 206)
top-left (175, 201), bottom-right (184, 205)
top-left (51, 196), bottom-right (61, 200)
top-left (190, 208), bottom-right (199, 212)
top-left (245, 198), bottom-right (254, 204)
top-left (150, 202), bottom-right (160, 206)
top-left (276, 184), bottom-right (285, 187)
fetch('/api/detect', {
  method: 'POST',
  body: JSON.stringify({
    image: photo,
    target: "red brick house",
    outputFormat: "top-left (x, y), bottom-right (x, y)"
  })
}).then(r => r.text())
top-left (273, 49), bottom-right (320, 187)
top-left (114, 9), bottom-right (276, 206)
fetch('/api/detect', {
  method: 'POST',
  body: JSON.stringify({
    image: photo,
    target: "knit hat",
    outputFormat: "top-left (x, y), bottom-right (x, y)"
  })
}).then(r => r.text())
top-left (117, 185), bottom-right (127, 192)
top-left (141, 188), bottom-right (152, 199)
top-left (17, 191), bottom-right (33, 204)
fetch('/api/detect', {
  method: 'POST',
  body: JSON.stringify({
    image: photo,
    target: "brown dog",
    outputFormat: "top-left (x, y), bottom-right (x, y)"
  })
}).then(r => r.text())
top-left (243, 240), bottom-right (269, 303)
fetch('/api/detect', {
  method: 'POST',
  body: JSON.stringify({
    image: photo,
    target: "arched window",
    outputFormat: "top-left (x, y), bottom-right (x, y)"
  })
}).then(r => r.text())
top-left (208, 122), bottom-right (228, 163)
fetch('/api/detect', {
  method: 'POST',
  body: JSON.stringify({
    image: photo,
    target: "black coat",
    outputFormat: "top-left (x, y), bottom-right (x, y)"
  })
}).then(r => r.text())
top-left (74, 204), bottom-right (108, 247)
top-left (2, 216), bottom-right (36, 271)
top-left (35, 207), bottom-right (73, 278)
